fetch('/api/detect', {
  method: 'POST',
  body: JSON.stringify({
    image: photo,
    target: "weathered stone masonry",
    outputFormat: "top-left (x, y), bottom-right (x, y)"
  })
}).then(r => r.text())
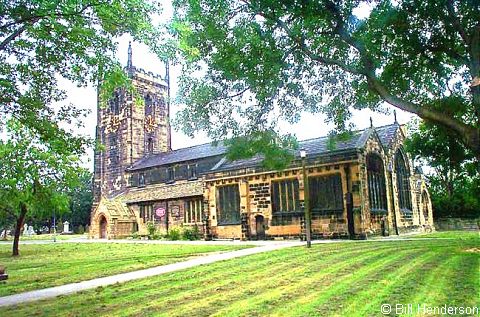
top-left (90, 47), bottom-right (434, 240)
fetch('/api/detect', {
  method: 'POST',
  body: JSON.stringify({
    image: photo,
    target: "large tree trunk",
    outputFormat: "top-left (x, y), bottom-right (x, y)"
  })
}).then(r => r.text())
top-left (12, 204), bottom-right (28, 257)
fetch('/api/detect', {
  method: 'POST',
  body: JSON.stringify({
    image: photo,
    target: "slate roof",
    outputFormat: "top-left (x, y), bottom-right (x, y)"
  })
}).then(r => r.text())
top-left (129, 142), bottom-right (227, 171)
top-left (122, 180), bottom-right (204, 203)
top-left (128, 123), bottom-right (400, 172)
top-left (375, 123), bottom-right (400, 148)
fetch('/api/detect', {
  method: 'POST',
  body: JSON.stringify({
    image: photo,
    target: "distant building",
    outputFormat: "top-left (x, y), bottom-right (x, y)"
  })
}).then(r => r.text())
top-left (90, 46), bottom-right (434, 240)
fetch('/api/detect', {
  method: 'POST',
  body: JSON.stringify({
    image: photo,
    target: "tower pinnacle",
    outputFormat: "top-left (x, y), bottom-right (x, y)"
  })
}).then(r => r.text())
top-left (127, 41), bottom-right (133, 73)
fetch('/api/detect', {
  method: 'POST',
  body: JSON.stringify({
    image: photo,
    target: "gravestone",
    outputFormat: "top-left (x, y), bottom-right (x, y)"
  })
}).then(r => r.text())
top-left (63, 221), bottom-right (71, 234)
top-left (27, 225), bottom-right (35, 236)
top-left (22, 223), bottom-right (28, 236)
top-left (0, 266), bottom-right (8, 281)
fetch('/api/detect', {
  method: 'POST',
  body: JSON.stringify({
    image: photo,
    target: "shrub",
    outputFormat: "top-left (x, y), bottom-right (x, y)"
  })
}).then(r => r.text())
top-left (151, 233), bottom-right (163, 240)
top-left (182, 225), bottom-right (201, 241)
top-left (131, 232), bottom-right (139, 239)
top-left (146, 222), bottom-right (156, 238)
top-left (167, 227), bottom-right (181, 240)
top-left (77, 225), bottom-right (85, 235)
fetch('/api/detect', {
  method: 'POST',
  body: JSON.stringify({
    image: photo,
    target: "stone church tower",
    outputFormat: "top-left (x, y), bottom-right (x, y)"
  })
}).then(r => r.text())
top-left (93, 43), bottom-right (171, 201)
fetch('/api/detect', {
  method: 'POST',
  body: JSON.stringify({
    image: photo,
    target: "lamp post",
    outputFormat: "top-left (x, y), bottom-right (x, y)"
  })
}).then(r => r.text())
top-left (52, 209), bottom-right (57, 243)
top-left (300, 149), bottom-right (312, 248)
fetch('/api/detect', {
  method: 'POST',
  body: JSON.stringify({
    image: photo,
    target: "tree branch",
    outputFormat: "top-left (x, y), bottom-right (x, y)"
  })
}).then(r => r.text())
top-left (446, 0), bottom-right (470, 46)
top-left (0, 24), bottom-right (28, 51)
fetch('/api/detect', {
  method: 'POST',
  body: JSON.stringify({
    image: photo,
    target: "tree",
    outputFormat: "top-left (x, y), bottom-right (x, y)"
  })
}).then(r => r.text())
top-left (0, 119), bottom-right (84, 256)
top-left (171, 0), bottom-right (480, 164)
top-left (69, 170), bottom-right (93, 229)
top-left (0, 0), bottom-right (164, 142)
top-left (405, 120), bottom-right (479, 218)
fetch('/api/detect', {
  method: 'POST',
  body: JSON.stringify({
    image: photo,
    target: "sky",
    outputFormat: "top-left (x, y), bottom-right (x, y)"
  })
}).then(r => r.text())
top-left (60, 2), bottom-right (414, 171)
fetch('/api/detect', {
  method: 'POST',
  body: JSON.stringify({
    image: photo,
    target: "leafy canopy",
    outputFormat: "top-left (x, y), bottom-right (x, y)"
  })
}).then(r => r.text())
top-left (0, 0), bottom-right (164, 142)
top-left (171, 0), bottom-right (480, 165)
top-left (0, 119), bottom-right (84, 222)
top-left (405, 120), bottom-right (479, 218)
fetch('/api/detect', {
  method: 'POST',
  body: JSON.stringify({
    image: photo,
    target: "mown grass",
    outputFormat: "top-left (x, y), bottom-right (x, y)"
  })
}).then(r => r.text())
top-left (1, 234), bottom-right (86, 241)
top-left (1, 231), bottom-right (477, 316)
top-left (0, 242), bottom-right (250, 297)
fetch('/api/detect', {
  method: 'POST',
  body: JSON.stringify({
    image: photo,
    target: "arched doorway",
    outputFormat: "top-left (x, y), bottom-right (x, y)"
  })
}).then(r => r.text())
top-left (99, 216), bottom-right (107, 239)
top-left (255, 215), bottom-right (266, 240)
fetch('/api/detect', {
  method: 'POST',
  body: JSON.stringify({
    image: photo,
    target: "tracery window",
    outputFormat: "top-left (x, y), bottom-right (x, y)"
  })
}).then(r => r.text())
top-left (367, 154), bottom-right (388, 212)
top-left (422, 191), bottom-right (430, 221)
top-left (184, 199), bottom-right (203, 224)
top-left (271, 179), bottom-right (301, 226)
top-left (395, 150), bottom-right (412, 211)
top-left (216, 185), bottom-right (241, 225)
top-left (271, 179), bottom-right (301, 213)
top-left (139, 204), bottom-right (153, 223)
top-left (309, 174), bottom-right (344, 215)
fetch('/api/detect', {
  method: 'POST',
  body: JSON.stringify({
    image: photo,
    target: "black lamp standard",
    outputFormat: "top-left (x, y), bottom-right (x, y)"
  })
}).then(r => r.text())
top-left (300, 149), bottom-right (312, 248)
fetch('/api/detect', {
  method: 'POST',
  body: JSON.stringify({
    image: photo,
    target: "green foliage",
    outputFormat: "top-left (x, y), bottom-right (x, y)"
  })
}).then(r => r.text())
top-left (146, 222), bottom-right (156, 237)
top-left (171, 0), bottom-right (480, 158)
top-left (0, 119), bottom-right (85, 254)
top-left (225, 130), bottom-right (298, 170)
top-left (405, 120), bottom-right (480, 218)
top-left (69, 171), bottom-right (93, 227)
top-left (76, 225), bottom-right (85, 235)
top-left (0, 0), bottom-right (164, 145)
top-left (182, 225), bottom-right (200, 241)
top-left (166, 227), bottom-right (181, 241)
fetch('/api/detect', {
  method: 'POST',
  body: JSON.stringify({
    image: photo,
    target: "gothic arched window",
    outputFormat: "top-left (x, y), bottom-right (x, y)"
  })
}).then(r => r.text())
top-left (144, 94), bottom-right (154, 116)
top-left (147, 137), bottom-right (153, 154)
top-left (422, 191), bottom-right (430, 221)
top-left (395, 150), bottom-right (412, 211)
top-left (366, 153), bottom-right (387, 212)
top-left (110, 92), bottom-right (120, 115)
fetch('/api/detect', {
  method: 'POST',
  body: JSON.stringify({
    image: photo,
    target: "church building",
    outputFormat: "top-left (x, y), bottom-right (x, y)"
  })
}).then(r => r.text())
top-left (90, 46), bottom-right (434, 240)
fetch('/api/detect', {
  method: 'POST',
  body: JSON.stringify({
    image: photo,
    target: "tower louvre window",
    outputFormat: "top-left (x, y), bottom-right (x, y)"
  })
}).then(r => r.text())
top-left (147, 137), bottom-right (154, 153)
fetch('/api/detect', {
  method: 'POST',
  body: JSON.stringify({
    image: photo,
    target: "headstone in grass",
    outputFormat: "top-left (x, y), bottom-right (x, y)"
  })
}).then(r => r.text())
top-left (0, 266), bottom-right (8, 281)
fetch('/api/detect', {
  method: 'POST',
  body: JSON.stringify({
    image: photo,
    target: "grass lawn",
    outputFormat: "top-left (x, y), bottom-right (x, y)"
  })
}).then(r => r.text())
top-left (1, 231), bottom-right (478, 317)
top-left (0, 242), bottom-right (250, 297)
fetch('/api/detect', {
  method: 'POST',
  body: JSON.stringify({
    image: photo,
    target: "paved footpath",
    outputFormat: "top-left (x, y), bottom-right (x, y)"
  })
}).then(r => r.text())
top-left (0, 241), bottom-right (305, 307)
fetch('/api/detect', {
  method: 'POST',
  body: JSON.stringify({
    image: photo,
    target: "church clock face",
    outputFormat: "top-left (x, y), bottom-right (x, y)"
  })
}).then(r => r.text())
top-left (107, 115), bottom-right (120, 133)
top-left (145, 115), bottom-right (156, 132)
